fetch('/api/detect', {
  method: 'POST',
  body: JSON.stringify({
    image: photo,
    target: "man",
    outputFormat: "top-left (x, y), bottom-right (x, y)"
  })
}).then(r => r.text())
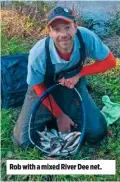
top-left (13, 6), bottom-right (116, 148)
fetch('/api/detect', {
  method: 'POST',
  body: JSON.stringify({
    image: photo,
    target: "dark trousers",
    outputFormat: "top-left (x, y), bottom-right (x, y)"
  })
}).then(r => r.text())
top-left (13, 78), bottom-right (107, 148)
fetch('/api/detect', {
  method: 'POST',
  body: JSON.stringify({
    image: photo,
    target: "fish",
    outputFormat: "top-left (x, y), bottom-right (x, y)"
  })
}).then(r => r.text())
top-left (60, 149), bottom-right (68, 153)
top-left (49, 146), bottom-right (61, 156)
top-left (41, 131), bottom-right (47, 135)
top-left (62, 133), bottom-right (80, 150)
top-left (58, 132), bottom-right (69, 139)
top-left (65, 132), bottom-right (80, 145)
top-left (38, 128), bottom-right (81, 157)
top-left (37, 131), bottom-right (50, 141)
top-left (61, 132), bottom-right (80, 149)
top-left (49, 132), bottom-right (57, 138)
top-left (67, 146), bottom-right (76, 152)
top-left (45, 132), bottom-right (52, 138)
top-left (62, 137), bottom-right (76, 150)
top-left (67, 136), bottom-right (80, 149)
top-left (66, 132), bottom-right (81, 142)
top-left (64, 131), bottom-right (78, 141)
top-left (50, 137), bottom-right (61, 150)
top-left (58, 138), bottom-right (65, 147)
top-left (42, 146), bottom-right (50, 151)
top-left (69, 143), bottom-right (80, 155)
top-left (67, 132), bottom-right (81, 141)
top-left (44, 126), bottom-right (48, 132)
top-left (40, 137), bottom-right (44, 141)
top-left (50, 129), bottom-right (59, 137)
top-left (44, 146), bottom-right (51, 151)
top-left (59, 151), bottom-right (68, 157)
top-left (41, 141), bottom-right (50, 148)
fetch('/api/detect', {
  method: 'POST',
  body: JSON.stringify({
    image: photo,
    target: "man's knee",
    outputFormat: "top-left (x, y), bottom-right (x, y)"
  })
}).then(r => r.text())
top-left (85, 126), bottom-right (107, 144)
top-left (12, 126), bottom-right (32, 148)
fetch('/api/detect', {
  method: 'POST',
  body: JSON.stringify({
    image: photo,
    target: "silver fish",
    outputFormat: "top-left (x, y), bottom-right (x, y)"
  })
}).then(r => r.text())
top-left (59, 132), bottom-right (69, 138)
top-left (41, 141), bottom-right (50, 148)
top-left (40, 137), bottom-right (44, 141)
top-left (44, 146), bottom-right (51, 151)
top-left (49, 146), bottom-right (61, 156)
top-left (62, 136), bottom-right (76, 150)
top-left (50, 137), bottom-right (61, 150)
top-left (49, 132), bottom-right (57, 138)
top-left (39, 127), bottom-right (81, 157)
top-left (40, 145), bottom-right (50, 151)
top-left (45, 132), bottom-right (52, 138)
top-left (37, 131), bottom-right (50, 141)
top-left (58, 132), bottom-right (62, 135)
top-left (69, 143), bottom-right (80, 155)
top-left (60, 149), bottom-right (68, 153)
top-left (58, 138), bottom-right (65, 147)
top-left (66, 133), bottom-right (81, 148)
top-left (50, 151), bottom-right (60, 157)
top-left (74, 131), bottom-right (81, 137)
top-left (59, 150), bottom-right (68, 157)
top-left (64, 132), bottom-right (78, 141)
top-left (66, 132), bottom-right (81, 142)
top-left (44, 126), bottom-right (48, 132)
top-left (67, 141), bottom-right (80, 152)
top-left (64, 132), bottom-right (80, 148)
top-left (67, 146), bottom-right (76, 152)
top-left (67, 136), bottom-right (80, 149)
top-left (50, 129), bottom-right (58, 137)
top-left (41, 131), bottom-right (46, 135)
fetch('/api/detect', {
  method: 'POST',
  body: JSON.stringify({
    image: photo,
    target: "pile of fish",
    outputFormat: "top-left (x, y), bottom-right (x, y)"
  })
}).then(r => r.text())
top-left (37, 128), bottom-right (81, 157)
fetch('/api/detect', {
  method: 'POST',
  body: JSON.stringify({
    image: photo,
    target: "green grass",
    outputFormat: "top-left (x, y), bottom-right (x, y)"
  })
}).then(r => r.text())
top-left (1, 33), bottom-right (120, 181)
top-left (1, 32), bottom-right (38, 56)
top-left (1, 107), bottom-right (120, 181)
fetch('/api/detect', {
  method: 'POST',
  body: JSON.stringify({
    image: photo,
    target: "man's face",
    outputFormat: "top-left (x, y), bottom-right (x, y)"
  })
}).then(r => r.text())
top-left (49, 20), bottom-right (77, 52)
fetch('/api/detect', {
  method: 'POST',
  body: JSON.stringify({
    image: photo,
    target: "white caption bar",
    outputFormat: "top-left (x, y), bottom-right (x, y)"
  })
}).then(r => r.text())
top-left (7, 160), bottom-right (115, 175)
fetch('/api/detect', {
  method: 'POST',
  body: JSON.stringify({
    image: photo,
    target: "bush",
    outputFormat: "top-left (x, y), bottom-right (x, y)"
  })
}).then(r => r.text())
top-left (1, 1), bottom-right (56, 40)
top-left (109, 11), bottom-right (120, 36)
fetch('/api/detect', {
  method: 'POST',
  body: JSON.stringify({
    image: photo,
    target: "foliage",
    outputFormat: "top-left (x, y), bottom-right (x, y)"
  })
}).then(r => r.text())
top-left (87, 59), bottom-right (120, 106)
top-left (1, 9), bottom-right (44, 40)
top-left (109, 11), bottom-right (120, 36)
top-left (1, 1), bottom-right (55, 40)
top-left (12, 1), bottom-right (25, 7)
top-left (1, 32), bottom-right (32, 56)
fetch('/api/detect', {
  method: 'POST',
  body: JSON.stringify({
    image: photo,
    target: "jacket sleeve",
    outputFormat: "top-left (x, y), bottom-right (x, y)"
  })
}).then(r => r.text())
top-left (80, 52), bottom-right (116, 77)
top-left (33, 83), bottom-right (62, 117)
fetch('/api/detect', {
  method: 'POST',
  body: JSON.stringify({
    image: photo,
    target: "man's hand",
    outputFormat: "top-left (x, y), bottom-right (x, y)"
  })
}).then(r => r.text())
top-left (59, 73), bottom-right (80, 88)
top-left (56, 112), bottom-right (74, 132)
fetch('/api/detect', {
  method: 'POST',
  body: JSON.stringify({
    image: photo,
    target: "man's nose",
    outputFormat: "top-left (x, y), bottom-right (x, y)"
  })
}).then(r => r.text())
top-left (59, 29), bottom-right (68, 36)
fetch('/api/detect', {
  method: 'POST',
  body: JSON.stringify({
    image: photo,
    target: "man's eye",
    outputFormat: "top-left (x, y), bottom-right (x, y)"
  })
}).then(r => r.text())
top-left (54, 28), bottom-right (60, 32)
top-left (66, 26), bottom-right (70, 30)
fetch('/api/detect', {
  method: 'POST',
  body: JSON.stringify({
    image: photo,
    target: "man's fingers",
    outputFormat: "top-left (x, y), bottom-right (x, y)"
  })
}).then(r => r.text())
top-left (66, 82), bottom-right (74, 89)
top-left (69, 83), bottom-right (74, 89)
top-left (64, 79), bottom-right (74, 88)
top-left (59, 78), bottom-right (75, 88)
top-left (64, 79), bottom-right (70, 87)
top-left (71, 120), bottom-right (75, 126)
top-left (59, 77), bottom-right (65, 85)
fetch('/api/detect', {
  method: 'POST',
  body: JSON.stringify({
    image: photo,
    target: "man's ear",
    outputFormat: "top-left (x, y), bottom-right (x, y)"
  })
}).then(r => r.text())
top-left (48, 26), bottom-right (52, 37)
top-left (74, 22), bottom-right (78, 32)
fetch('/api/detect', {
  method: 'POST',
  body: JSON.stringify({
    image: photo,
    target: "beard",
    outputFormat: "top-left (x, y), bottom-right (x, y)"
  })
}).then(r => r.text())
top-left (54, 34), bottom-right (74, 53)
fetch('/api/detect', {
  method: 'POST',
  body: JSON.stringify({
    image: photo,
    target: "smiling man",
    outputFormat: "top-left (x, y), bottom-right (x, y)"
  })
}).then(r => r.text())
top-left (49, 20), bottom-right (76, 53)
top-left (13, 6), bottom-right (116, 148)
